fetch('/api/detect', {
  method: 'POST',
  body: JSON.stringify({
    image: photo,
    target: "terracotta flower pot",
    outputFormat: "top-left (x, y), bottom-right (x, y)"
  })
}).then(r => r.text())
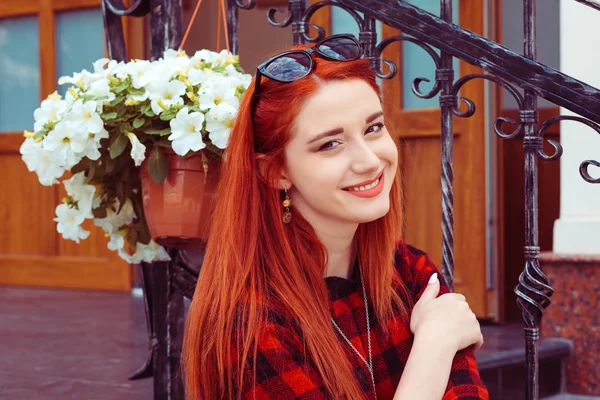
top-left (139, 149), bottom-right (220, 250)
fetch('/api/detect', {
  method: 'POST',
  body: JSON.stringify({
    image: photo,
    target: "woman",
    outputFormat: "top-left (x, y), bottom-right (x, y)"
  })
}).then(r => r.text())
top-left (182, 34), bottom-right (489, 400)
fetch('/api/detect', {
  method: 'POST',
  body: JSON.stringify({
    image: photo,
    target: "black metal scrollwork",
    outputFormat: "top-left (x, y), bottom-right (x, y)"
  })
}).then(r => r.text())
top-left (449, 74), bottom-right (526, 139)
top-left (581, 160), bottom-right (600, 183)
top-left (104, 0), bottom-right (150, 16)
top-left (515, 247), bottom-right (554, 328)
top-left (267, 6), bottom-right (293, 27)
top-left (537, 115), bottom-right (600, 181)
top-left (301, 0), bottom-right (363, 42)
top-left (374, 35), bottom-right (442, 97)
top-left (235, 0), bottom-right (256, 10)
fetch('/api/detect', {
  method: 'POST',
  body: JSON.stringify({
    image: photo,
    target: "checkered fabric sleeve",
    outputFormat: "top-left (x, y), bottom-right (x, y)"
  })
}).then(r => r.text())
top-left (396, 240), bottom-right (490, 400)
top-left (232, 310), bottom-right (335, 400)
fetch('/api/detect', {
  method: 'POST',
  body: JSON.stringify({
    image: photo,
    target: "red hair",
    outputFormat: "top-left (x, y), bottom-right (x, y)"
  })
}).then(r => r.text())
top-left (182, 44), bottom-right (409, 400)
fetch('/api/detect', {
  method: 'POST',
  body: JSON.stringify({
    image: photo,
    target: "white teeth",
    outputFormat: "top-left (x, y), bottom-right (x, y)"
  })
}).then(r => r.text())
top-left (350, 178), bottom-right (380, 191)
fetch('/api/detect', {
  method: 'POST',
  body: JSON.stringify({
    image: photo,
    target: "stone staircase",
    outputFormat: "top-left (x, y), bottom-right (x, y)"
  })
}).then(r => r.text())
top-left (476, 324), bottom-right (598, 400)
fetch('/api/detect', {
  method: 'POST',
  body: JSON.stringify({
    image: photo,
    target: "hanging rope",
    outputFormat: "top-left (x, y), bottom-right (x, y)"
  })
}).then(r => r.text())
top-left (179, 0), bottom-right (230, 53)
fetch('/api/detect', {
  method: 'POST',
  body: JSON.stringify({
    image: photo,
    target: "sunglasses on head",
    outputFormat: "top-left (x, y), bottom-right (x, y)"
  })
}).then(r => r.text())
top-left (251, 34), bottom-right (363, 121)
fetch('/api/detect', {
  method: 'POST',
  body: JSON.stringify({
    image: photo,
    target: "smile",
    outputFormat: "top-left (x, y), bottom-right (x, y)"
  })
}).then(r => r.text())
top-left (343, 171), bottom-right (385, 198)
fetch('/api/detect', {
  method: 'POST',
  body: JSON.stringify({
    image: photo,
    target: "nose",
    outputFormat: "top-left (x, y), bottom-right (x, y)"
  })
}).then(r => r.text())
top-left (350, 140), bottom-right (380, 175)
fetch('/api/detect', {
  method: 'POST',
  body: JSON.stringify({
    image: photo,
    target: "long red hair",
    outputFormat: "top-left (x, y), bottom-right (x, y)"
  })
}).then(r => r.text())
top-left (182, 44), bottom-right (409, 400)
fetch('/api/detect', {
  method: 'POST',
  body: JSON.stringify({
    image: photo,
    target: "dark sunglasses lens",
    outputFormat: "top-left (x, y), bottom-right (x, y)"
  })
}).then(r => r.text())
top-left (318, 37), bottom-right (361, 60)
top-left (264, 53), bottom-right (311, 82)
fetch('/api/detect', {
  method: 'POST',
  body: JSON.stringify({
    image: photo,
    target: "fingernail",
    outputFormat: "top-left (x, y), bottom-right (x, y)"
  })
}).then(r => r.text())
top-left (428, 273), bottom-right (438, 285)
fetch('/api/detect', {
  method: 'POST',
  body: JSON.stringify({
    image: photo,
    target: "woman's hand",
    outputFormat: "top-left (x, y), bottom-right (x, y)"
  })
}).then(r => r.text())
top-left (409, 273), bottom-right (484, 353)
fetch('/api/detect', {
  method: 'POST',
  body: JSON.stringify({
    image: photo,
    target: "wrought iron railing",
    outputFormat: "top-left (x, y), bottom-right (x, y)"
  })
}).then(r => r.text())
top-left (101, 0), bottom-right (600, 399)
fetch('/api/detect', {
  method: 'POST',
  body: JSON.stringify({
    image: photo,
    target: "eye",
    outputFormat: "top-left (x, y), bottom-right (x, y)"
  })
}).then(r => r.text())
top-left (318, 139), bottom-right (343, 151)
top-left (366, 122), bottom-right (385, 134)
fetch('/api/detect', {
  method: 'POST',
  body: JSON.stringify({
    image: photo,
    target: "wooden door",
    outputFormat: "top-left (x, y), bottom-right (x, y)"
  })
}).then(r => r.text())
top-left (323, 0), bottom-right (494, 319)
top-left (380, 2), bottom-right (493, 319)
top-left (0, 1), bottom-right (142, 291)
top-left (318, 1), bottom-right (494, 319)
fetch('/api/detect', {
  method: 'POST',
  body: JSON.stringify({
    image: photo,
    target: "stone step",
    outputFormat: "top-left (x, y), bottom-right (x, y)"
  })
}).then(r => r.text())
top-left (542, 395), bottom-right (600, 400)
top-left (475, 324), bottom-right (573, 399)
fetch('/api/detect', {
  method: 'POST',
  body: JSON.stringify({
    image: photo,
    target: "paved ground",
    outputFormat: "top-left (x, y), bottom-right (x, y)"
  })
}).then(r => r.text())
top-left (0, 285), bottom-right (153, 399)
top-left (1, 285), bottom-right (598, 400)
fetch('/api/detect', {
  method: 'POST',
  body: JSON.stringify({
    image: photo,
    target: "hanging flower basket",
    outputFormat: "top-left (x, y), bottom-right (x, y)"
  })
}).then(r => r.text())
top-left (139, 148), bottom-right (221, 249)
top-left (20, 49), bottom-right (251, 263)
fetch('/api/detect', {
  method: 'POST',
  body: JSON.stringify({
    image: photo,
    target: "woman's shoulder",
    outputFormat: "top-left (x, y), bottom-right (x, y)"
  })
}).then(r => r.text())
top-left (392, 239), bottom-right (449, 300)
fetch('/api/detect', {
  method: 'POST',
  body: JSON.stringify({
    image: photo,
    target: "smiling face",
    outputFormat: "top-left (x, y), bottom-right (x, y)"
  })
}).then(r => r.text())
top-left (282, 78), bottom-right (399, 232)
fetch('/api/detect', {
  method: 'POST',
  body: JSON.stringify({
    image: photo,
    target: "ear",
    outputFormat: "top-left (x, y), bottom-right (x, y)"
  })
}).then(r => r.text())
top-left (255, 153), bottom-right (292, 190)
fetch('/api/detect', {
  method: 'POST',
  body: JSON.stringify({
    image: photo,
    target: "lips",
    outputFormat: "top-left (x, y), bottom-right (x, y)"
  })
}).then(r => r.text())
top-left (343, 170), bottom-right (384, 191)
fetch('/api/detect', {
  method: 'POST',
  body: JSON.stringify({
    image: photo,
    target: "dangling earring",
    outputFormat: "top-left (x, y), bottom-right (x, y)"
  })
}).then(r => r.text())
top-left (282, 186), bottom-right (292, 224)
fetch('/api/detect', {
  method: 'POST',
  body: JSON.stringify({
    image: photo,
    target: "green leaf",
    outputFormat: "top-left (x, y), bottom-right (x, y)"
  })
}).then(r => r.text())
top-left (119, 122), bottom-right (132, 133)
top-left (87, 160), bottom-right (97, 180)
top-left (92, 207), bottom-right (108, 219)
top-left (140, 102), bottom-right (151, 114)
top-left (81, 94), bottom-right (97, 102)
top-left (154, 139), bottom-right (172, 148)
top-left (109, 132), bottom-right (128, 159)
top-left (70, 158), bottom-right (90, 175)
top-left (114, 81), bottom-right (129, 93)
top-left (148, 146), bottom-right (169, 184)
top-left (159, 110), bottom-right (176, 121)
top-left (128, 88), bottom-right (145, 96)
top-left (32, 130), bottom-right (46, 140)
top-left (105, 156), bottom-right (117, 174)
top-left (116, 181), bottom-right (126, 213)
top-left (110, 96), bottom-right (125, 106)
top-left (103, 111), bottom-right (118, 120)
top-left (138, 228), bottom-right (152, 245)
top-left (159, 128), bottom-right (171, 136)
top-left (133, 117), bottom-right (145, 129)
top-left (144, 129), bottom-right (164, 135)
top-left (143, 108), bottom-right (156, 117)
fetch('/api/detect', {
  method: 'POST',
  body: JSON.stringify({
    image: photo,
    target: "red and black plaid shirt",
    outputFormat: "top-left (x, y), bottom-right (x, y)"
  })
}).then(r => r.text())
top-left (233, 240), bottom-right (489, 399)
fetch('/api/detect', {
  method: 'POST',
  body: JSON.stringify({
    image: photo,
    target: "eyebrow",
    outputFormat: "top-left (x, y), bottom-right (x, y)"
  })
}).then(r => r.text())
top-left (307, 111), bottom-right (385, 145)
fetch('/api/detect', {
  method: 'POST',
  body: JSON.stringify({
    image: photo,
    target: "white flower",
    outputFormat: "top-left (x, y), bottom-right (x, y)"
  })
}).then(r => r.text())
top-left (63, 172), bottom-right (96, 218)
top-left (168, 108), bottom-right (206, 155)
top-left (54, 203), bottom-right (90, 243)
top-left (119, 60), bottom-right (153, 89)
top-left (118, 247), bottom-right (142, 264)
top-left (198, 76), bottom-right (239, 111)
top-left (137, 240), bottom-right (171, 262)
top-left (206, 102), bottom-right (237, 149)
top-left (107, 232), bottom-right (126, 251)
top-left (42, 121), bottom-right (85, 168)
top-left (20, 138), bottom-right (66, 185)
top-left (116, 239), bottom-right (171, 264)
top-left (161, 49), bottom-right (191, 75)
top-left (67, 100), bottom-right (104, 134)
top-left (78, 127), bottom-right (108, 161)
top-left (191, 49), bottom-right (218, 67)
top-left (93, 58), bottom-right (119, 76)
top-left (87, 78), bottom-right (115, 101)
top-left (58, 69), bottom-right (95, 91)
top-left (125, 132), bottom-right (146, 166)
top-left (224, 64), bottom-right (252, 88)
top-left (147, 78), bottom-right (187, 115)
top-left (94, 199), bottom-right (135, 234)
top-left (33, 93), bottom-right (67, 132)
top-left (188, 67), bottom-right (208, 86)
top-left (213, 49), bottom-right (239, 67)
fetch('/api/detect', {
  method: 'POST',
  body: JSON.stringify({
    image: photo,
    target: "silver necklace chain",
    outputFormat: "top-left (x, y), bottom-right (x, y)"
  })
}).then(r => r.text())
top-left (330, 266), bottom-right (377, 399)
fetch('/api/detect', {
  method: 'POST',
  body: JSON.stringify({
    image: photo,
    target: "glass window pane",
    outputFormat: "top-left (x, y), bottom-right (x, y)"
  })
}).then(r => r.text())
top-left (55, 8), bottom-right (105, 95)
top-left (402, 0), bottom-right (460, 109)
top-left (330, 2), bottom-right (460, 110)
top-left (0, 16), bottom-right (40, 132)
top-left (331, 9), bottom-right (382, 40)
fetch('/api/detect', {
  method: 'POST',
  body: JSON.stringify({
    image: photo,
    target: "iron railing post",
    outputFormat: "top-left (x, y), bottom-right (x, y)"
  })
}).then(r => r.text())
top-left (439, 0), bottom-right (456, 290)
